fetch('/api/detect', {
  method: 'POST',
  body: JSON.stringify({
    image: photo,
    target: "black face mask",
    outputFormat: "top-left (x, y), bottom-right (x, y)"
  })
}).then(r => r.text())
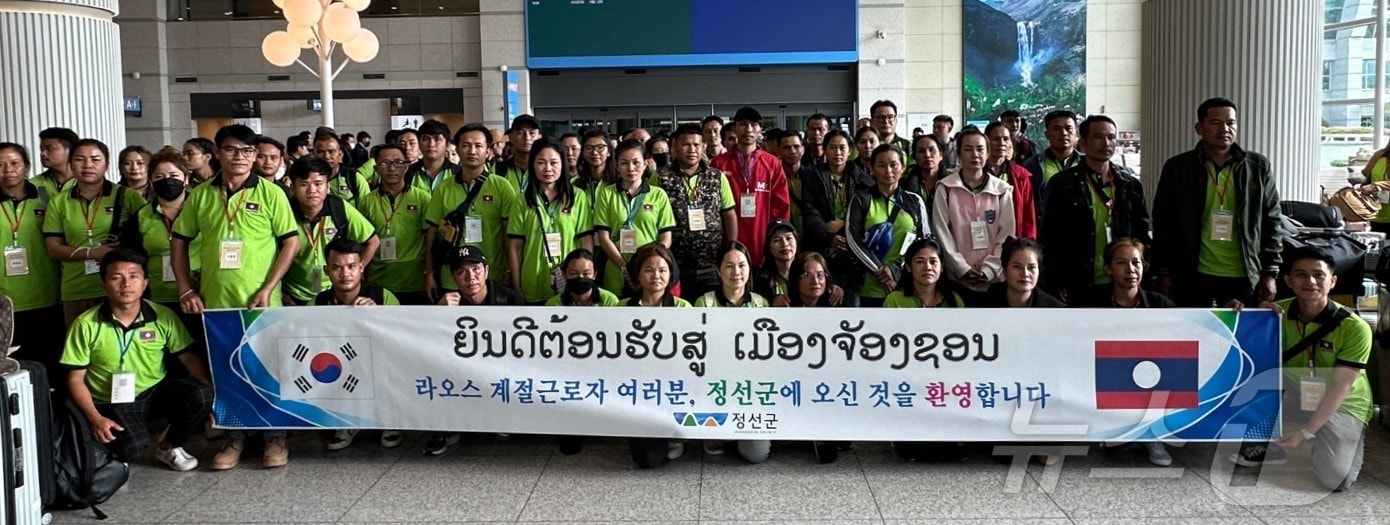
top-left (153, 178), bottom-right (186, 201)
top-left (653, 153), bottom-right (670, 169)
top-left (566, 277), bottom-right (596, 296)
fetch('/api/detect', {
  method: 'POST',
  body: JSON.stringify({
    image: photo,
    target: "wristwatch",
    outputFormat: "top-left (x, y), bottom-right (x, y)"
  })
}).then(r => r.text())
top-left (1300, 428), bottom-right (1318, 441)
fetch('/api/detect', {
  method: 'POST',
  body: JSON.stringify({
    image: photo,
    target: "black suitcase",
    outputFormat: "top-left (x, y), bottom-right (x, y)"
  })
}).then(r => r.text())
top-left (0, 365), bottom-right (49, 525)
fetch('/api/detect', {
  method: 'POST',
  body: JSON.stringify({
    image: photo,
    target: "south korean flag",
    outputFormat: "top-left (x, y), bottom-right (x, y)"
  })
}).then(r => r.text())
top-left (278, 337), bottom-right (375, 400)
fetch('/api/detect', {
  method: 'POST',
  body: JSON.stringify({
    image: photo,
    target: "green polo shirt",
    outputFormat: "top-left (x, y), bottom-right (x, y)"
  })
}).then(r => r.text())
top-left (131, 204), bottom-right (204, 303)
top-left (1, 183), bottom-right (60, 311)
top-left (283, 200), bottom-right (377, 303)
top-left (1041, 154), bottom-right (1079, 184)
top-left (172, 175), bottom-right (298, 309)
top-left (357, 159), bottom-right (378, 187)
top-left (427, 172), bottom-right (516, 289)
top-left (359, 186), bottom-right (432, 294)
top-left (693, 290), bottom-right (769, 307)
top-left (42, 181), bottom-right (145, 301)
top-left (1091, 182), bottom-right (1113, 285)
top-left (501, 163), bottom-right (528, 193)
top-left (883, 290), bottom-right (966, 308)
top-left (60, 300), bottom-right (192, 404)
top-left (405, 160), bottom-right (459, 193)
top-left (29, 170), bottom-right (69, 203)
top-left (1370, 158), bottom-right (1390, 223)
top-left (858, 194), bottom-right (919, 299)
top-left (506, 192), bottom-right (593, 303)
top-left (1278, 298), bottom-right (1375, 425)
top-left (593, 181), bottom-right (677, 294)
top-left (544, 288), bottom-right (621, 306)
top-left (329, 169), bottom-right (372, 207)
top-left (1197, 163), bottom-right (1244, 278)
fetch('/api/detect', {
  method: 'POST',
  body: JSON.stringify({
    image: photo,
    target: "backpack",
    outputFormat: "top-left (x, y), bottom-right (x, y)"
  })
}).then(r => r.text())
top-left (1325, 186), bottom-right (1380, 223)
top-left (50, 399), bottom-right (128, 519)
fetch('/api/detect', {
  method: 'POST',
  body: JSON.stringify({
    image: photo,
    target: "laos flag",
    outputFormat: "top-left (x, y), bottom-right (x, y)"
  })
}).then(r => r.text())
top-left (1094, 341), bottom-right (1199, 409)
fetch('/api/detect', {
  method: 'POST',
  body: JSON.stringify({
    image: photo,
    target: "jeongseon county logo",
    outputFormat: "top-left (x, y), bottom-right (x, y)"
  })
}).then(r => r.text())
top-left (277, 337), bottom-right (375, 400)
top-left (673, 412), bottom-right (728, 427)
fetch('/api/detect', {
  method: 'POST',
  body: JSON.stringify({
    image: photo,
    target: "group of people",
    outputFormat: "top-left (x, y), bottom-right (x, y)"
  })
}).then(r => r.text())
top-left (0, 96), bottom-right (1371, 492)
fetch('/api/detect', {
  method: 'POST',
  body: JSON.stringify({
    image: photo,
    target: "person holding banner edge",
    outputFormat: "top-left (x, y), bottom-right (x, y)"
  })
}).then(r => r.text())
top-left (1235, 246), bottom-right (1370, 491)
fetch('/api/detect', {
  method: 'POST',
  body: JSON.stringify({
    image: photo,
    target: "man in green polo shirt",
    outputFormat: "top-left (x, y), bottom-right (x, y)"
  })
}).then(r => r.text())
top-left (496, 115), bottom-right (542, 192)
top-left (405, 119), bottom-right (460, 192)
top-left (1231, 247), bottom-right (1370, 492)
top-left (360, 145), bottom-right (431, 304)
top-left (31, 127), bottom-right (78, 201)
top-left (172, 124), bottom-right (301, 312)
top-left (282, 156), bottom-right (378, 305)
top-left (424, 123), bottom-right (517, 301)
top-left (1, 142), bottom-right (63, 370)
top-left (61, 249), bottom-right (212, 471)
top-left (314, 130), bottom-right (371, 206)
top-left (1153, 97), bottom-right (1282, 308)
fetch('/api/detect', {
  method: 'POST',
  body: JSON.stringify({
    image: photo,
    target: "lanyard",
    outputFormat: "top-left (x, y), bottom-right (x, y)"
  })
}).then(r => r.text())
top-left (2, 199), bottom-right (27, 243)
top-left (622, 187), bottom-right (647, 228)
top-left (1206, 162), bottom-right (1234, 211)
top-left (683, 172), bottom-right (701, 203)
top-left (301, 218), bottom-right (329, 262)
top-left (78, 190), bottom-right (105, 240)
top-left (738, 151), bottom-right (753, 189)
top-left (536, 193), bottom-right (561, 234)
top-left (222, 185), bottom-right (252, 233)
top-left (378, 191), bottom-right (407, 226)
top-left (1295, 320), bottom-right (1318, 375)
top-left (1082, 170), bottom-right (1115, 215)
top-left (116, 327), bottom-right (138, 370)
top-left (157, 205), bottom-right (177, 241)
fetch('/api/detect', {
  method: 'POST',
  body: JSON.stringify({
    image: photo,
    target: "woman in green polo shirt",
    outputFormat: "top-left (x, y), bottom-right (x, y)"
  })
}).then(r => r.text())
top-left (43, 138), bottom-right (146, 324)
top-left (594, 140), bottom-right (675, 296)
top-left (0, 142), bottom-right (63, 371)
top-left (845, 144), bottom-right (930, 308)
top-left (121, 148), bottom-right (199, 306)
top-left (694, 240), bottom-right (772, 463)
top-left (545, 248), bottom-right (619, 306)
top-left (506, 140), bottom-right (594, 304)
top-left (624, 243), bottom-right (691, 468)
top-left (574, 129), bottom-right (613, 202)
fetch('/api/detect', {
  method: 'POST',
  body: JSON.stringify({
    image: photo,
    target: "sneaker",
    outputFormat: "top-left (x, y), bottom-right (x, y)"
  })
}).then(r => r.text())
top-left (156, 446), bottom-right (199, 471)
top-left (703, 440), bottom-right (724, 455)
top-left (263, 436), bottom-right (289, 468)
top-left (326, 429), bottom-right (358, 451)
top-left (380, 430), bottom-right (404, 449)
top-left (210, 439), bottom-right (243, 471)
top-left (666, 441), bottom-right (685, 460)
top-left (423, 432), bottom-right (460, 456)
top-left (1145, 442), bottom-right (1172, 467)
top-left (1229, 444), bottom-right (1287, 467)
top-left (1041, 454), bottom-right (1062, 466)
top-left (813, 441), bottom-right (840, 464)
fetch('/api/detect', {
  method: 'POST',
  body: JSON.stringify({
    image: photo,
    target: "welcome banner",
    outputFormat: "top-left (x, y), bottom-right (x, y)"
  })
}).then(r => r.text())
top-left (205, 307), bottom-right (1282, 441)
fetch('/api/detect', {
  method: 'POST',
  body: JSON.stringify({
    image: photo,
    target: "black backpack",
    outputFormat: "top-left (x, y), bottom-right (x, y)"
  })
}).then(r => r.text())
top-left (50, 399), bottom-right (128, 519)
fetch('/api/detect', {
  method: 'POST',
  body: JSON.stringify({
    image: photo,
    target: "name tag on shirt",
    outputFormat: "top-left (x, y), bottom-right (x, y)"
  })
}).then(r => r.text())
top-left (162, 254), bottom-right (176, 282)
top-left (545, 232), bottom-right (563, 257)
top-left (1300, 377), bottom-right (1326, 411)
top-left (464, 217), bottom-right (483, 244)
top-left (739, 194), bottom-right (756, 218)
top-left (687, 208), bottom-right (707, 231)
top-left (1210, 211), bottom-right (1234, 242)
top-left (219, 240), bottom-right (244, 269)
top-left (110, 372), bottom-right (137, 404)
top-left (619, 228), bottom-right (638, 254)
top-left (3, 246), bottom-right (28, 276)
top-left (380, 236), bottom-right (398, 261)
top-left (970, 220), bottom-right (989, 250)
top-left (84, 259), bottom-right (100, 275)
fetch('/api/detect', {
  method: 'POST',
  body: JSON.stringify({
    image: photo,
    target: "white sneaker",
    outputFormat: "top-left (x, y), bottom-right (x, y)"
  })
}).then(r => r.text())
top-left (667, 441), bottom-right (685, 460)
top-left (380, 430), bottom-right (404, 448)
top-left (156, 446), bottom-right (199, 471)
top-left (327, 429), bottom-right (359, 451)
top-left (1145, 442), bottom-right (1172, 466)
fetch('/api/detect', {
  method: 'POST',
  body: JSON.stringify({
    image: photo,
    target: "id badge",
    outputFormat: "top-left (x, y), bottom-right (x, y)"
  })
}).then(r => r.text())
top-left (687, 208), bottom-right (707, 231)
top-left (1300, 377), bottom-right (1326, 411)
top-left (380, 236), bottom-right (398, 261)
top-left (619, 228), bottom-right (638, 254)
top-left (161, 254), bottom-right (176, 282)
top-left (110, 372), bottom-right (137, 404)
top-left (1380, 190), bottom-right (1389, 205)
top-left (84, 259), bottom-right (100, 275)
top-left (309, 267), bottom-right (324, 293)
top-left (1210, 211), bottom-right (1234, 242)
top-left (545, 232), bottom-right (563, 256)
top-left (464, 217), bottom-right (483, 243)
top-left (3, 246), bottom-right (29, 277)
top-left (970, 220), bottom-right (989, 250)
top-left (1105, 226), bottom-right (1113, 244)
top-left (219, 240), bottom-right (243, 269)
top-left (899, 231), bottom-right (917, 256)
top-left (740, 193), bottom-right (757, 218)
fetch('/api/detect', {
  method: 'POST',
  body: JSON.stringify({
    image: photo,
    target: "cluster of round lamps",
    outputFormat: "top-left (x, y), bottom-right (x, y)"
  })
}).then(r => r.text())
top-left (261, 0), bottom-right (380, 68)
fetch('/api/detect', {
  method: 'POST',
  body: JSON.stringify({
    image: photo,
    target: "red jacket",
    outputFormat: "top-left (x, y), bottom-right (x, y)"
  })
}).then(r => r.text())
top-left (991, 162), bottom-right (1037, 239)
top-left (710, 149), bottom-right (789, 265)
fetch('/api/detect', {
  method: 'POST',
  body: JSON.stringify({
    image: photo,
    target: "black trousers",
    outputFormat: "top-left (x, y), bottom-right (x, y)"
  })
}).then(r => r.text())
top-left (1175, 273), bottom-right (1254, 308)
top-left (13, 305), bottom-right (64, 374)
top-left (96, 377), bottom-right (213, 461)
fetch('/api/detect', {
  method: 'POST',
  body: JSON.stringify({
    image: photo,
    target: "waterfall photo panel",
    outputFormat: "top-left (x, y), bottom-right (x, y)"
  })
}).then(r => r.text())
top-left (963, 0), bottom-right (1087, 141)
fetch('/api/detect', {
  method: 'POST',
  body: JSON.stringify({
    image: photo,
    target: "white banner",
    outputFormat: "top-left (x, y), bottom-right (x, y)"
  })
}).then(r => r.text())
top-left (206, 307), bottom-right (1282, 441)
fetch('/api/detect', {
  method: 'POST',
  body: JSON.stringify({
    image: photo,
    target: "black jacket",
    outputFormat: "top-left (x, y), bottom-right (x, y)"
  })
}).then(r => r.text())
top-left (800, 162), bottom-right (875, 256)
top-left (1039, 161), bottom-right (1150, 299)
top-left (1022, 148), bottom-right (1083, 221)
top-left (1152, 143), bottom-right (1283, 285)
top-left (1071, 286), bottom-right (1175, 308)
top-left (978, 283), bottom-right (1067, 308)
top-left (845, 186), bottom-right (931, 287)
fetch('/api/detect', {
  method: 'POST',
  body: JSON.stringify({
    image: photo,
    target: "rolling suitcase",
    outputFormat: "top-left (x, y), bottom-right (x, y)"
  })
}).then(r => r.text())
top-left (0, 367), bottom-right (49, 524)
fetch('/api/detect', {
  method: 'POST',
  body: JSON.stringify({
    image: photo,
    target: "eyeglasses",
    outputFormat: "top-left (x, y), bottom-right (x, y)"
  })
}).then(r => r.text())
top-left (220, 146), bottom-right (256, 158)
top-left (800, 271), bottom-right (828, 281)
top-left (583, 145), bottom-right (608, 152)
top-left (872, 114), bottom-right (897, 122)
top-left (377, 160), bottom-right (408, 168)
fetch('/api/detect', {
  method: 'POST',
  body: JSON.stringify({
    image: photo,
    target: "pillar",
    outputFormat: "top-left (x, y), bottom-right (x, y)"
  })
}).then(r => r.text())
top-left (0, 0), bottom-right (125, 173)
top-left (1141, 0), bottom-right (1322, 202)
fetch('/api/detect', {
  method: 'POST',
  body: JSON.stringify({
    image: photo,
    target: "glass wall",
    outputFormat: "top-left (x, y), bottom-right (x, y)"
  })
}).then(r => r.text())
top-left (167, 0), bottom-right (479, 21)
top-left (1323, 0), bottom-right (1383, 174)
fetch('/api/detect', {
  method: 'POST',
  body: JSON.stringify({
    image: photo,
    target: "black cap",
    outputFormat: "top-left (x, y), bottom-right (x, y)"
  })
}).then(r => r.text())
top-left (766, 218), bottom-right (795, 238)
top-left (449, 246), bottom-right (487, 267)
top-left (733, 106), bottom-right (763, 124)
top-left (510, 114), bottom-right (541, 131)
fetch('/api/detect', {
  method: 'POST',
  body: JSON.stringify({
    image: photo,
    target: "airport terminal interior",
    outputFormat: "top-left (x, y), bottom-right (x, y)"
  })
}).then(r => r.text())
top-left (4, 0), bottom-right (1390, 523)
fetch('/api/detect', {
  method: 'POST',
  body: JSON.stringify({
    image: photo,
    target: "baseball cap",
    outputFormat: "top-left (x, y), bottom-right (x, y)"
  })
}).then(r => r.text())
top-left (766, 218), bottom-right (795, 238)
top-left (449, 246), bottom-right (487, 267)
top-left (510, 114), bottom-right (541, 131)
top-left (733, 106), bottom-right (763, 124)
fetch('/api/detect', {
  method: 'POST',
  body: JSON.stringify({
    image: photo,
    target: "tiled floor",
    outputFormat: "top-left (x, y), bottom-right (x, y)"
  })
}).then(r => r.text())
top-left (48, 423), bottom-right (1390, 524)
